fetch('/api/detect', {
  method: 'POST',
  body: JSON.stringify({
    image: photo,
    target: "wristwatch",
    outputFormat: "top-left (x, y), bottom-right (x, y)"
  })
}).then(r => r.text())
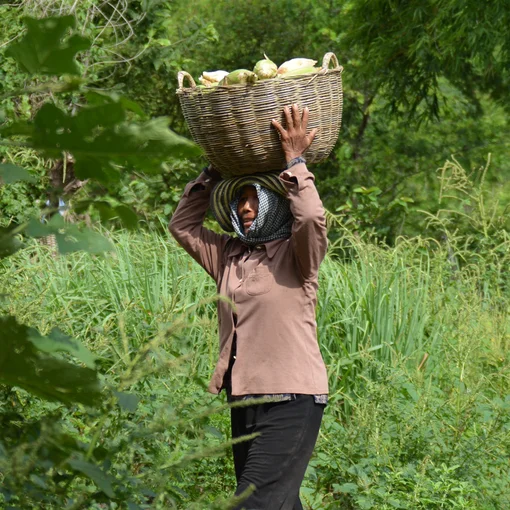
top-left (285, 156), bottom-right (306, 169)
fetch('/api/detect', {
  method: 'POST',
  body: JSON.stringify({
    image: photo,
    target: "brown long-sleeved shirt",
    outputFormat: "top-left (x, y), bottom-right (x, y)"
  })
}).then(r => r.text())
top-left (169, 163), bottom-right (328, 396)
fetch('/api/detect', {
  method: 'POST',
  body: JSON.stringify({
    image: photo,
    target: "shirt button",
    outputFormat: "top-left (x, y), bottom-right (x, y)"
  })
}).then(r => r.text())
top-left (255, 245), bottom-right (262, 250)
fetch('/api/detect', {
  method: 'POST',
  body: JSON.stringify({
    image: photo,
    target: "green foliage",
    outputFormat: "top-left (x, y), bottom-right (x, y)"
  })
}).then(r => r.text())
top-left (6, 16), bottom-right (90, 76)
top-left (0, 235), bottom-right (237, 507)
top-left (0, 316), bottom-right (102, 407)
top-left (317, 239), bottom-right (441, 416)
top-left (0, 11), bottom-right (200, 256)
top-left (25, 215), bottom-right (113, 254)
top-left (309, 366), bottom-right (509, 509)
top-left (0, 163), bottom-right (36, 184)
top-left (422, 156), bottom-right (510, 296)
top-left (91, 0), bottom-right (510, 241)
top-left (2, 2), bottom-right (509, 241)
top-left (1, 226), bottom-right (508, 507)
top-left (339, 0), bottom-right (510, 119)
top-left (1, 98), bottom-right (200, 183)
top-left (0, 146), bottom-right (50, 227)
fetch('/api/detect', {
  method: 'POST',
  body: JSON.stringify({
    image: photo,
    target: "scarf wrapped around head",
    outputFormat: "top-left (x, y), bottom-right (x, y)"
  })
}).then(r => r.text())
top-left (210, 172), bottom-right (293, 245)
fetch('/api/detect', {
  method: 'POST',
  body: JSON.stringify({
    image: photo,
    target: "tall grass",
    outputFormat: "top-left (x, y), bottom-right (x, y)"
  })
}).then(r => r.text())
top-left (318, 241), bottom-right (442, 410)
top-left (2, 229), bottom-right (500, 404)
top-left (3, 231), bottom-right (444, 390)
top-left (1, 227), bottom-right (508, 508)
top-left (1, 229), bottom-right (218, 379)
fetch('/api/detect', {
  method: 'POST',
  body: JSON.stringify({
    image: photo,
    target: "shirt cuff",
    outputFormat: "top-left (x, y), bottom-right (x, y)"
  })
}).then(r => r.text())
top-left (279, 163), bottom-right (313, 191)
top-left (184, 171), bottom-right (216, 197)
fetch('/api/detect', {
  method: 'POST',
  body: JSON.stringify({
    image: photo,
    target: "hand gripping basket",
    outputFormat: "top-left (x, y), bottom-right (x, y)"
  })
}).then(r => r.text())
top-left (176, 52), bottom-right (343, 177)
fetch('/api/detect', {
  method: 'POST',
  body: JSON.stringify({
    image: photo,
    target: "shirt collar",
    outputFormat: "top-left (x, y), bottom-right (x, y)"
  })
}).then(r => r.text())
top-left (227, 238), bottom-right (286, 259)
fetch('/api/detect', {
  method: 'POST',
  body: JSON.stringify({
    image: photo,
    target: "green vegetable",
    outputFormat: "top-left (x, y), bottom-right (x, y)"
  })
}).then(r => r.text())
top-left (280, 66), bottom-right (318, 78)
top-left (253, 54), bottom-right (277, 80)
top-left (219, 69), bottom-right (258, 85)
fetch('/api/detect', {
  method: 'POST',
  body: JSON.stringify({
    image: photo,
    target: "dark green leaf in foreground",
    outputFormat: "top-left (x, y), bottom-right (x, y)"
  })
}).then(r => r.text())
top-left (0, 227), bottom-right (23, 259)
top-left (26, 215), bottom-right (113, 254)
top-left (6, 16), bottom-right (91, 75)
top-left (114, 391), bottom-right (140, 412)
top-left (28, 327), bottom-right (97, 368)
top-left (0, 102), bottom-right (201, 182)
top-left (114, 205), bottom-right (139, 229)
top-left (0, 163), bottom-right (36, 183)
top-left (68, 456), bottom-right (116, 498)
top-left (74, 200), bottom-right (139, 230)
top-left (0, 316), bottom-right (103, 406)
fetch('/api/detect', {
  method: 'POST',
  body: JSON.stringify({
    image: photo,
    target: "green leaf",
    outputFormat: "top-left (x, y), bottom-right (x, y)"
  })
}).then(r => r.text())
top-left (0, 227), bottom-right (23, 259)
top-left (0, 316), bottom-right (103, 406)
top-left (72, 201), bottom-right (139, 229)
top-left (114, 205), bottom-right (138, 230)
top-left (25, 217), bottom-right (56, 238)
top-left (402, 382), bottom-right (420, 402)
top-left (26, 216), bottom-right (113, 254)
top-left (1, 101), bottom-right (201, 182)
top-left (154, 38), bottom-right (172, 46)
top-left (67, 457), bottom-right (115, 497)
top-left (353, 186), bottom-right (382, 195)
top-left (0, 163), bottom-right (36, 183)
top-left (28, 328), bottom-right (97, 368)
top-left (335, 482), bottom-right (359, 494)
top-left (86, 90), bottom-right (147, 119)
top-left (0, 120), bottom-right (34, 137)
top-left (6, 16), bottom-right (90, 76)
top-left (56, 228), bottom-right (113, 254)
top-left (114, 391), bottom-right (140, 412)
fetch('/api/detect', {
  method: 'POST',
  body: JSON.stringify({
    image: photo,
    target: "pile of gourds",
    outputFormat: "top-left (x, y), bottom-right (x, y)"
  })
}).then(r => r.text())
top-left (197, 56), bottom-right (318, 88)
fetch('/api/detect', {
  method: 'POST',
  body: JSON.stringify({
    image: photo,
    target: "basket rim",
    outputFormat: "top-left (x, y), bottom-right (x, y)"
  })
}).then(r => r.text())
top-left (177, 52), bottom-right (343, 94)
top-left (177, 68), bottom-right (343, 96)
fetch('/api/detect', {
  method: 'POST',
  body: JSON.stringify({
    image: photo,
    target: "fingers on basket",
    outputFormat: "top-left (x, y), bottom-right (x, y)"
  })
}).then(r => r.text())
top-left (271, 118), bottom-right (285, 136)
top-left (301, 106), bottom-right (310, 129)
top-left (284, 105), bottom-right (295, 130)
top-left (272, 105), bottom-right (313, 134)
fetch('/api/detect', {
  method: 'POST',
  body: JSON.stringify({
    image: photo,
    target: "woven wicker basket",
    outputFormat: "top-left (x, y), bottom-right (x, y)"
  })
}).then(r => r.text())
top-left (177, 53), bottom-right (343, 177)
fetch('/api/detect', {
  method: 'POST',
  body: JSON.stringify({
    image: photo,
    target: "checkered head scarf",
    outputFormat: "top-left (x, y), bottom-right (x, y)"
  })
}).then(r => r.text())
top-left (229, 183), bottom-right (293, 245)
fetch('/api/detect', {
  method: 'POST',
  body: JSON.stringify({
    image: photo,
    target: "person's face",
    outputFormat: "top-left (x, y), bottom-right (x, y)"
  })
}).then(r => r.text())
top-left (237, 185), bottom-right (259, 233)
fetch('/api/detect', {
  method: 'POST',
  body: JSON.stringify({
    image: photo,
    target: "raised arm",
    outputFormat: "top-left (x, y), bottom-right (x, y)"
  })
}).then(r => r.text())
top-left (272, 105), bottom-right (327, 279)
top-left (280, 162), bottom-right (327, 279)
top-left (169, 168), bottom-right (231, 282)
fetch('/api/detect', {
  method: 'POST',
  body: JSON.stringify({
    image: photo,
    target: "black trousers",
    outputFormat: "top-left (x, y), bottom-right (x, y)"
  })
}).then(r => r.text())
top-left (230, 394), bottom-right (324, 510)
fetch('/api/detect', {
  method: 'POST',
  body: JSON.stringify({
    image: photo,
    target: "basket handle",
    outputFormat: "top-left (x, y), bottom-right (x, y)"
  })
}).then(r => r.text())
top-left (321, 52), bottom-right (342, 71)
top-left (178, 71), bottom-right (196, 89)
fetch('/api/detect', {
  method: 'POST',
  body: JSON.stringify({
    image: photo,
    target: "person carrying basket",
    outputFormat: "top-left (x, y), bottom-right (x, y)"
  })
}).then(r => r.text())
top-left (170, 104), bottom-right (328, 509)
